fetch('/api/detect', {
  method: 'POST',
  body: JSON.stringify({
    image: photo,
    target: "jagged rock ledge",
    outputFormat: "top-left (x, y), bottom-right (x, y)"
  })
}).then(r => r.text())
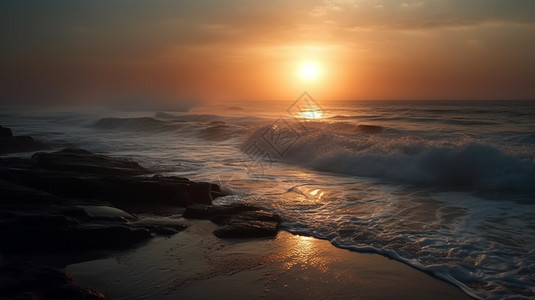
top-left (183, 204), bottom-right (281, 238)
top-left (0, 125), bottom-right (46, 154)
top-left (0, 126), bottom-right (282, 299)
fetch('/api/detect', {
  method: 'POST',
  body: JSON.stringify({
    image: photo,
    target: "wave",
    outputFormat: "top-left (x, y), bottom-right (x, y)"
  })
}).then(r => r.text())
top-left (91, 117), bottom-right (178, 132)
top-left (199, 123), bottom-right (237, 141)
top-left (154, 112), bottom-right (225, 123)
top-left (243, 125), bottom-right (535, 192)
top-left (154, 112), bottom-right (182, 120)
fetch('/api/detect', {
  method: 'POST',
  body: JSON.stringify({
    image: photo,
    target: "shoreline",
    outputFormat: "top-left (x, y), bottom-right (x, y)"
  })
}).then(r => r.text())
top-left (1, 125), bottom-right (472, 299)
top-left (67, 219), bottom-right (472, 300)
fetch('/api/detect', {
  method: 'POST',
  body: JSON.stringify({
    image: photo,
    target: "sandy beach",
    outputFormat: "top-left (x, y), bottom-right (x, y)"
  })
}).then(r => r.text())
top-left (67, 219), bottom-right (472, 299)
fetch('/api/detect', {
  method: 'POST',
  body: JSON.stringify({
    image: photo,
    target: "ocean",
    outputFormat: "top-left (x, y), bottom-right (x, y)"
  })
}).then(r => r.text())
top-left (2, 99), bottom-right (534, 299)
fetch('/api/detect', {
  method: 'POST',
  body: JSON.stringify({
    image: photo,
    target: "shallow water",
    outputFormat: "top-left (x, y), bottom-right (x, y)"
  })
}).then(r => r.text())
top-left (2, 99), bottom-right (534, 299)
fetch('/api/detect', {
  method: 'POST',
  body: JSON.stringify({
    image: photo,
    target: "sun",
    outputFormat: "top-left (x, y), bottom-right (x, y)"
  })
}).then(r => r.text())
top-left (300, 62), bottom-right (320, 81)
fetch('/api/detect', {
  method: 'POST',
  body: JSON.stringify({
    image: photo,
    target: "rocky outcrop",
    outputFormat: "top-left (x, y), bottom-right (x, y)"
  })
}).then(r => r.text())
top-left (0, 125), bottom-right (46, 154)
top-left (183, 204), bottom-right (281, 238)
top-left (0, 148), bottom-right (223, 254)
top-left (0, 125), bottom-right (13, 137)
top-left (0, 198), bottom-right (176, 253)
top-left (30, 148), bottom-right (150, 176)
top-left (357, 124), bottom-right (383, 134)
top-left (0, 263), bottom-right (105, 300)
top-left (0, 130), bottom-right (233, 299)
top-left (0, 149), bottom-right (221, 207)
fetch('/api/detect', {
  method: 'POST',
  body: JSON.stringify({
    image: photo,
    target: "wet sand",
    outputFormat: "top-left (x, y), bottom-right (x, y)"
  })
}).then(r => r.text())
top-left (66, 219), bottom-right (472, 299)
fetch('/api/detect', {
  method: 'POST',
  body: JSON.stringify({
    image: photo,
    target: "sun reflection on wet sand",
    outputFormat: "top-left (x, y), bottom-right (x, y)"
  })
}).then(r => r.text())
top-left (280, 235), bottom-right (330, 274)
top-left (67, 222), bottom-right (472, 300)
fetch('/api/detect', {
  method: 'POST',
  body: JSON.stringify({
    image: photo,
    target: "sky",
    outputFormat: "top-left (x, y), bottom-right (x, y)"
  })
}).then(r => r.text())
top-left (1, 0), bottom-right (535, 105)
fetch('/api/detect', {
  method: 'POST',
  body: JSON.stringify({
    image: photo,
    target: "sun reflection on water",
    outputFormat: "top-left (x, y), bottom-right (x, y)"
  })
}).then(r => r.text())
top-left (299, 109), bottom-right (324, 120)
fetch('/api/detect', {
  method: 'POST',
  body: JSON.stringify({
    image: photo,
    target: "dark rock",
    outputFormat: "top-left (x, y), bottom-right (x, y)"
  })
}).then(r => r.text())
top-left (183, 204), bottom-right (281, 238)
top-left (0, 263), bottom-right (105, 300)
top-left (0, 126), bottom-right (45, 153)
top-left (59, 206), bottom-right (91, 221)
top-left (78, 205), bottom-right (138, 222)
top-left (110, 175), bottom-right (197, 206)
top-left (187, 182), bottom-right (216, 205)
top-left (0, 156), bottom-right (32, 169)
top-left (42, 285), bottom-right (105, 300)
top-left (1, 149), bottom-right (223, 207)
top-left (211, 209), bottom-right (281, 226)
top-left (0, 214), bottom-right (149, 252)
top-left (357, 124), bottom-right (383, 134)
top-left (183, 203), bottom-right (261, 219)
top-left (0, 169), bottom-right (212, 207)
top-left (209, 183), bottom-right (226, 199)
top-left (133, 223), bottom-right (187, 235)
top-left (213, 218), bottom-right (279, 238)
top-left (0, 213), bottom-right (75, 252)
top-left (0, 136), bottom-right (46, 154)
top-left (182, 204), bottom-right (222, 219)
top-left (69, 224), bottom-right (151, 249)
top-left (0, 263), bottom-right (73, 292)
top-left (0, 125), bottom-right (13, 137)
top-left (131, 216), bottom-right (187, 235)
top-left (30, 148), bottom-right (150, 176)
top-left (0, 180), bottom-right (58, 206)
top-left (16, 214), bottom-right (74, 229)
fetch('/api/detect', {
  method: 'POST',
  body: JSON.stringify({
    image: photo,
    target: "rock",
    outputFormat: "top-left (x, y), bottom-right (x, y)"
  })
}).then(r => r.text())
top-left (16, 214), bottom-right (75, 229)
top-left (0, 213), bottom-right (150, 252)
top-left (188, 182), bottom-right (217, 205)
top-left (132, 217), bottom-right (187, 236)
top-left (0, 125), bottom-right (13, 137)
top-left (0, 149), bottom-right (224, 207)
top-left (0, 180), bottom-right (58, 206)
top-left (208, 183), bottom-right (226, 200)
top-left (0, 147), bottom-right (220, 251)
top-left (0, 263), bottom-right (105, 300)
top-left (183, 204), bottom-right (281, 238)
top-left (78, 205), bottom-right (138, 222)
top-left (213, 217), bottom-right (279, 238)
top-left (42, 285), bottom-right (105, 300)
top-left (31, 148), bottom-right (150, 176)
top-left (69, 224), bottom-right (151, 250)
top-left (211, 209), bottom-right (281, 226)
top-left (183, 203), bottom-right (261, 219)
top-left (0, 166), bottom-right (216, 208)
top-left (0, 126), bottom-right (46, 153)
top-left (0, 139), bottom-right (224, 297)
top-left (59, 206), bottom-right (91, 221)
top-left (0, 136), bottom-right (46, 154)
top-left (0, 263), bottom-right (73, 291)
top-left (0, 213), bottom-right (75, 252)
top-left (357, 124), bottom-right (383, 134)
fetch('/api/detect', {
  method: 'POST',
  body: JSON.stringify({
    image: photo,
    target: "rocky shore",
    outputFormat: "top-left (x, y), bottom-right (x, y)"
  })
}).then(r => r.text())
top-left (0, 126), bottom-right (281, 299)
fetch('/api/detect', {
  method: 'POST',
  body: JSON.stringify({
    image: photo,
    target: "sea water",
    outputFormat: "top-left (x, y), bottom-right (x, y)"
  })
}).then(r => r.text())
top-left (1, 99), bottom-right (534, 299)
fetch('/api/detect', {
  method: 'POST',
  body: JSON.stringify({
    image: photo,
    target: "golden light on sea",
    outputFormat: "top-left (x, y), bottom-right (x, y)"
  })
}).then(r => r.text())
top-left (299, 108), bottom-right (324, 119)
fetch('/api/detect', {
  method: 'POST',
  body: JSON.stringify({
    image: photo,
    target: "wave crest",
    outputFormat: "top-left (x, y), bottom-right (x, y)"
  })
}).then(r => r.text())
top-left (245, 125), bottom-right (535, 191)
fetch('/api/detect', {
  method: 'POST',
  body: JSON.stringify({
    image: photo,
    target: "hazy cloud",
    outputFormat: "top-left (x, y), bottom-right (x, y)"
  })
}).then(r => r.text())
top-left (1, 0), bottom-right (534, 103)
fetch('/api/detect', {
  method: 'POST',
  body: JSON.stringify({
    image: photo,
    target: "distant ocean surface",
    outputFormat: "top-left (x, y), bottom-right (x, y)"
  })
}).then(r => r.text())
top-left (2, 99), bottom-right (534, 299)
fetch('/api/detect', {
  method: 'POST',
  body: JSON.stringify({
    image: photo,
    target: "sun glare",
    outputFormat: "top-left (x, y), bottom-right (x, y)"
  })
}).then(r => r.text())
top-left (299, 107), bottom-right (324, 119)
top-left (300, 63), bottom-right (320, 81)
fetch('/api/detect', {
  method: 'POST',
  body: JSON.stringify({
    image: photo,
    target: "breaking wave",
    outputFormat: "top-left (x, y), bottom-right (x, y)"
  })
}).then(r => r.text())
top-left (245, 125), bottom-right (535, 192)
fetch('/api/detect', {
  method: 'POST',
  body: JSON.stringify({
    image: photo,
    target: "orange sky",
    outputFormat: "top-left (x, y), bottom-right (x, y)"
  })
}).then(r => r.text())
top-left (1, 0), bottom-right (535, 105)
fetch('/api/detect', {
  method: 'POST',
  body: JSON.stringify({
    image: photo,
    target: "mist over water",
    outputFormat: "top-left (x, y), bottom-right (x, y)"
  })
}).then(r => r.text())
top-left (2, 100), bottom-right (535, 299)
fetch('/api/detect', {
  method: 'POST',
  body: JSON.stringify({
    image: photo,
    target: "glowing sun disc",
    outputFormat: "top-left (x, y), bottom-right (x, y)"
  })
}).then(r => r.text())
top-left (300, 63), bottom-right (320, 80)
